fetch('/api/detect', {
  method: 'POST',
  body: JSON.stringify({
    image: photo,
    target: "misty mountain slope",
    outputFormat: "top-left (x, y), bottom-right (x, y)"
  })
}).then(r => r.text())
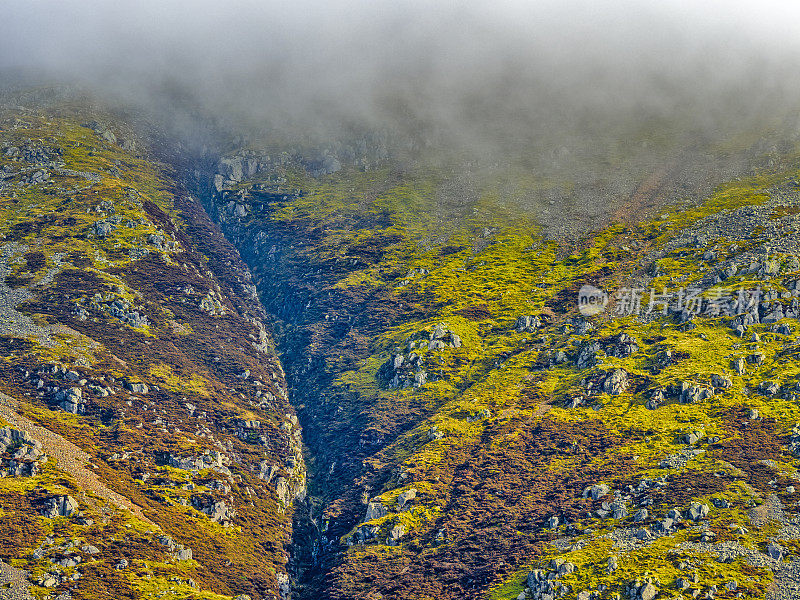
top-left (7, 2), bottom-right (800, 600)
top-left (0, 104), bottom-right (304, 600)
top-left (204, 148), bottom-right (800, 599)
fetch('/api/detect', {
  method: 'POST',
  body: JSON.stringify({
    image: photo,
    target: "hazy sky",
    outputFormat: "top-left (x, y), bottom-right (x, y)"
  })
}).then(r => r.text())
top-left (2, 0), bottom-right (800, 153)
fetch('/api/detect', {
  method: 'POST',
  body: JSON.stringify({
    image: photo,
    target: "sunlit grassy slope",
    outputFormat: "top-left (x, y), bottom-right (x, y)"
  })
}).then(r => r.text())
top-left (211, 141), bottom-right (800, 599)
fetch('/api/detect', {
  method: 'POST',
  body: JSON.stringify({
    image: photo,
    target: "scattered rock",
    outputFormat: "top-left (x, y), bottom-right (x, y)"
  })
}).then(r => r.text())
top-left (646, 388), bottom-right (665, 410)
top-left (788, 424), bottom-right (800, 457)
top-left (191, 494), bottom-right (237, 525)
top-left (0, 426), bottom-right (46, 477)
top-left (54, 386), bottom-right (84, 414)
top-left (611, 501), bottom-right (628, 519)
top-left (680, 381), bottom-right (713, 404)
top-left (93, 220), bottom-right (116, 237)
top-left (174, 545), bottom-right (193, 561)
top-left (629, 579), bottom-right (659, 600)
top-left (199, 290), bottom-right (226, 316)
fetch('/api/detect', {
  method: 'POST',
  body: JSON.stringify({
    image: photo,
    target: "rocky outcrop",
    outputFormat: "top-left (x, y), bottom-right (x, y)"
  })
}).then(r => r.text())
top-left (191, 494), bottom-right (237, 526)
top-left (526, 559), bottom-right (579, 600)
top-left (605, 332), bottom-right (639, 358)
top-left (576, 341), bottom-right (601, 369)
top-left (365, 500), bottom-right (387, 521)
top-left (0, 427), bottom-right (47, 477)
top-left (164, 451), bottom-right (232, 475)
top-left (627, 578), bottom-right (660, 600)
top-left (602, 368), bottom-right (629, 395)
top-left (396, 488), bottom-right (416, 510)
top-left (41, 495), bottom-right (78, 518)
top-left (54, 386), bottom-right (84, 414)
top-left (378, 324), bottom-right (463, 388)
top-left (789, 424), bottom-right (800, 457)
top-left (123, 380), bottom-right (149, 394)
top-left (515, 315), bottom-right (541, 333)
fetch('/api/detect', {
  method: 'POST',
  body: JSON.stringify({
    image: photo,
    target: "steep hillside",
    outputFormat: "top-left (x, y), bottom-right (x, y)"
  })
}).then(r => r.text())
top-left (4, 91), bottom-right (800, 600)
top-left (0, 103), bottom-right (304, 600)
top-left (204, 146), bottom-right (800, 600)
